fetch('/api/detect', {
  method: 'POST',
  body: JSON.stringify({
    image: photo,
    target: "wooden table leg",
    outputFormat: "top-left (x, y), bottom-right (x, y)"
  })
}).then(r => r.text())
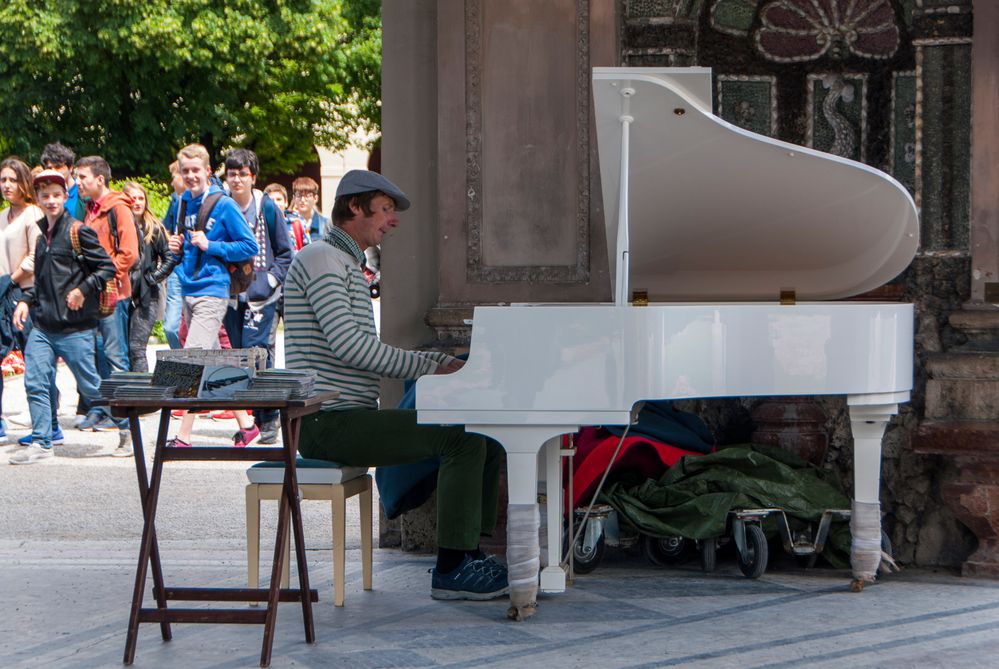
top-left (284, 415), bottom-right (315, 641)
top-left (130, 410), bottom-right (173, 642)
top-left (123, 410), bottom-right (171, 665)
top-left (259, 455), bottom-right (291, 668)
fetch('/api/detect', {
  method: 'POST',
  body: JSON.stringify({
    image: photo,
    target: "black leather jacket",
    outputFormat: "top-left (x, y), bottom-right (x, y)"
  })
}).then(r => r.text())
top-left (21, 210), bottom-right (115, 333)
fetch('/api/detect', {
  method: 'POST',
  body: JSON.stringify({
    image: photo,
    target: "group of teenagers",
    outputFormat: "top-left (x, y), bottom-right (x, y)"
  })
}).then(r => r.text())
top-left (1, 142), bottom-right (511, 601)
top-left (0, 143), bottom-right (331, 461)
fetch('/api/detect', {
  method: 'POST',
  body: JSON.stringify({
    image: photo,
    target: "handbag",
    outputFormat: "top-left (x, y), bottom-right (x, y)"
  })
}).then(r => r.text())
top-left (69, 221), bottom-right (118, 318)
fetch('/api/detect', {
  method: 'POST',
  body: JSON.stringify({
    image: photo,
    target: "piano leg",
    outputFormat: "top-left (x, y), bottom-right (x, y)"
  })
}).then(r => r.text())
top-left (847, 393), bottom-right (906, 589)
top-left (541, 437), bottom-right (566, 593)
top-left (467, 425), bottom-right (576, 620)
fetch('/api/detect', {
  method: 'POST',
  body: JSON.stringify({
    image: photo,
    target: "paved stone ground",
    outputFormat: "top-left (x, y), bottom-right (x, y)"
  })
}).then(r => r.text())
top-left (3, 337), bottom-right (999, 668)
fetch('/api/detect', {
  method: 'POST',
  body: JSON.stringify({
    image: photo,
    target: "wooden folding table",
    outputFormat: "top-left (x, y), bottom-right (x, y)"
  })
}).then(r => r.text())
top-left (111, 390), bottom-right (337, 667)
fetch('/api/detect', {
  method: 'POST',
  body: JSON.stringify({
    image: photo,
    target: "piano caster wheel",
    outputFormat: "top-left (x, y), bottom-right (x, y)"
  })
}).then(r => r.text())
top-left (564, 521), bottom-right (605, 575)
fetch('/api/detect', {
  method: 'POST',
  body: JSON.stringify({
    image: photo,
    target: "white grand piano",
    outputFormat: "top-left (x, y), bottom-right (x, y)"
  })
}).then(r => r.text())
top-left (417, 67), bottom-right (919, 619)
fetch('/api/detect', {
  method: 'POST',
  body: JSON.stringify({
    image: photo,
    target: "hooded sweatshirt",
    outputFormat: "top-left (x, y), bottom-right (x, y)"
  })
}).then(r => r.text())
top-left (84, 190), bottom-right (139, 300)
top-left (175, 185), bottom-right (258, 299)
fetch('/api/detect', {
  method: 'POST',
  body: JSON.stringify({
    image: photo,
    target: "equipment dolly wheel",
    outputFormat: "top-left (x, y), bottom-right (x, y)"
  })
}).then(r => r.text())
top-left (737, 524), bottom-right (768, 578)
top-left (699, 538), bottom-right (717, 573)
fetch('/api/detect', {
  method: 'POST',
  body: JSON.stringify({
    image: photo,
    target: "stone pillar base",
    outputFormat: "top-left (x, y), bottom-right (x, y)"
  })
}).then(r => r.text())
top-left (915, 420), bottom-right (999, 577)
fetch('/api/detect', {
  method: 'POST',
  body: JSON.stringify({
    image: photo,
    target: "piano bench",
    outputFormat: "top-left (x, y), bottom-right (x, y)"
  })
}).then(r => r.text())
top-left (245, 459), bottom-right (373, 607)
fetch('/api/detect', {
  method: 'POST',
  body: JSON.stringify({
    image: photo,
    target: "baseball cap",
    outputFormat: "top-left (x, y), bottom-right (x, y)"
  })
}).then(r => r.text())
top-left (335, 170), bottom-right (410, 211)
top-left (33, 168), bottom-right (67, 190)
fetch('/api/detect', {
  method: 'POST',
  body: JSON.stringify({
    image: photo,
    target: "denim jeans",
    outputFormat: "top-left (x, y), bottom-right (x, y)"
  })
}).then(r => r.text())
top-left (224, 300), bottom-right (279, 425)
top-left (25, 327), bottom-right (105, 448)
top-left (164, 271), bottom-right (183, 349)
top-left (96, 299), bottom-right (131, 377)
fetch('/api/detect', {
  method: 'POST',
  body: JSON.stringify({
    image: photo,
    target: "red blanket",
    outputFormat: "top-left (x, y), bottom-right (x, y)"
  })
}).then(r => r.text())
top-left (566, 427), bottom-right (707, 508)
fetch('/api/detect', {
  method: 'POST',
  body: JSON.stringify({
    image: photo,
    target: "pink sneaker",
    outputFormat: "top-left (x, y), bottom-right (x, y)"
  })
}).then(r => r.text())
top-left (233, 425), bottom-right (260, 448)
top-left (167, 436), bottom-right (192, 448)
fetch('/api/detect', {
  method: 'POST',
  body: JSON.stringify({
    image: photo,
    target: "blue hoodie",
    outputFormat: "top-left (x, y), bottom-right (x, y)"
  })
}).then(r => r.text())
top-left (176, 185), bottom-right (258, 299)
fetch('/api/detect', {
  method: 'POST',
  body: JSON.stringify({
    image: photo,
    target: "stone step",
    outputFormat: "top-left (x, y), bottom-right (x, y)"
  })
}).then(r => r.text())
top-left (925, 379), bottom-right (999, 419)
top-left (950, 308), bottom-right (999, 332)
top-left (913, 420), bottom-right (999, 456)
top-left (949, 309), bottom-right (999, 349)
top-left (914, 419), bottom-right (999, 455)
top-left (926, 352), bottom-right (999, 379)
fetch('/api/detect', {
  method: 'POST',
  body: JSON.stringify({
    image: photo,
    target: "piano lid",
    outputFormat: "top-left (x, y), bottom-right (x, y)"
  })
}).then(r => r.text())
top-left (593, 67), bottom-right (920, 302)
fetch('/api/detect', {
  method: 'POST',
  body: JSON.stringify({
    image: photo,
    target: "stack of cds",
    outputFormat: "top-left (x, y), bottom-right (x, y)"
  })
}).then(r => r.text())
top-left (115, 384), bottom-right (177, 400)
top-left (233, 369), bottom-right (316, 401)
top-left (100, 372), bottom-right (154, 400)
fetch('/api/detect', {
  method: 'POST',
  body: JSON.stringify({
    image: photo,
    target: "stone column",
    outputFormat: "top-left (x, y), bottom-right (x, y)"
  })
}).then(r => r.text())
top-left (381, 0), bottom-right (620, 552)
top-left (970, 0), bottom-right (999, 302)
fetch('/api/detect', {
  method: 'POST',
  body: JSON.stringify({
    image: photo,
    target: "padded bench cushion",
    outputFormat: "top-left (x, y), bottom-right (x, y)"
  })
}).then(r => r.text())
top-left (247, 458), bottom-right (369, 485)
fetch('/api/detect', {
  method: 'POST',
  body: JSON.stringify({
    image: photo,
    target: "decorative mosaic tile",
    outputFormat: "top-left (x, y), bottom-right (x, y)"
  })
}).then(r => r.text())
top-left (717, 75), bottom-right (777, 137)
top-left (806, 73), bottom-right (868, 162)
top-left (891, 71), bottom-right (917, 196)
top-left (710, 0), bottom-right (761, 36)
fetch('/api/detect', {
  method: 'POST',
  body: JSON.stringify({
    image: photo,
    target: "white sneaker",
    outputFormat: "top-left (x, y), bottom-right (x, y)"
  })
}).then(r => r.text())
top-left (112, 430), bottom-right (133, 458)
top-left (6, 412), bottom-right (32, 428)
top-left (9, 444), bottom-right (54, 465)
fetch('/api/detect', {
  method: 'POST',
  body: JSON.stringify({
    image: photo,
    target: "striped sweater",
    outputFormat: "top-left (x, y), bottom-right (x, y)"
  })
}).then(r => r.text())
top-left (284, 225), bottom-right (447, 410)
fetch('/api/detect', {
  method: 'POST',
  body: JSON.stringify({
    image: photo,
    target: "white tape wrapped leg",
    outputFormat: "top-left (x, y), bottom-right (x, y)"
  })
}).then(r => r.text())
top-left (506, 503), bottom-right (540, 621)
top-left (850, 500), bottom-right (882, 584)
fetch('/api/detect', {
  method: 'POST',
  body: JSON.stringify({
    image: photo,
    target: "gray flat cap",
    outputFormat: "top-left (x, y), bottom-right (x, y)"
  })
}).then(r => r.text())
top-left (335, 169), bottom-right (411, 211)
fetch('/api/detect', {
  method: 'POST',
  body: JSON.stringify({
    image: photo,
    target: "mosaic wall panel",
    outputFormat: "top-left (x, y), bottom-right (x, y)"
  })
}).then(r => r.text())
top-left (919, 44), bottom-right (972, 250)
top-left (626, 0), bottom-right (702, 19)
top-left (891, 72), bottom-right (917, 196)
top-left (806, 73), bottom-right (868, 163)
top-left (621, 0), bottom-right (972, 254)
top-left (716, 75), bottom-right (777, 137)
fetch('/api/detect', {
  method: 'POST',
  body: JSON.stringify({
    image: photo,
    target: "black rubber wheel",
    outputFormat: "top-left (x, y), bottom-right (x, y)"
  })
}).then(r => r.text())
top-left (563, 521), bottom-right (605, 574)
top-left (641, 534), bottom-right (690, 567)
top-left (700, 538), bottom-right (717, 573)
top-left (737, 524), bottom-right (768, 579)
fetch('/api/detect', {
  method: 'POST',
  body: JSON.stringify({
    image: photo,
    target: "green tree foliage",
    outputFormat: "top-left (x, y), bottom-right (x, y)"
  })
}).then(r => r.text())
top-left (0, 0), bottom-right (381, 177)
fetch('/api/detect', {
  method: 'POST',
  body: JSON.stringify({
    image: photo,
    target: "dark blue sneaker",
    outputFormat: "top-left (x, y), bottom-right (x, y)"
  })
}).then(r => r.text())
top-left (17, 427), bottom-right (65, 446)
top-left (431, 555), bottom-right (509, 601)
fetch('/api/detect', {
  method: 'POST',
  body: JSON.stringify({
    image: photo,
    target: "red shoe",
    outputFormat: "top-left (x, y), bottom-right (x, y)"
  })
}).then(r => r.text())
top-left (233, 425), bottom-right (260, 448)
top-left (171, 410), bottom-right (208, 419)
top-left (167, 436), bottom-right (192, 448)
top-left (212, 410), bottom-right (251, 421)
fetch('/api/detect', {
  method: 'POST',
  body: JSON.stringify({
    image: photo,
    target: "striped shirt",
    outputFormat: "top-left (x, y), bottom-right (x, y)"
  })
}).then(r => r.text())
top-left (284, 224), bottom-right (447, 410)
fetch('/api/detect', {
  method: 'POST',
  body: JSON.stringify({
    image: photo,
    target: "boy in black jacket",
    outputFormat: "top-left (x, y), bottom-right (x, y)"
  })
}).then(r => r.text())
top-left (9, 170), bottom-right (117, 464)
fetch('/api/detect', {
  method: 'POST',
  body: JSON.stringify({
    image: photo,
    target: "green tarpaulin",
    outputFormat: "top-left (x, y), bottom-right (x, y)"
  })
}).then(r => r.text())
top-left (599, 444), bottom-right (853, 567)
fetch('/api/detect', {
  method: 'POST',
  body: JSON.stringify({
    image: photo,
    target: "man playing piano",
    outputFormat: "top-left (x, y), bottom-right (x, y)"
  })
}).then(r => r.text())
top-left (283, 170), bottom-right (509, 601)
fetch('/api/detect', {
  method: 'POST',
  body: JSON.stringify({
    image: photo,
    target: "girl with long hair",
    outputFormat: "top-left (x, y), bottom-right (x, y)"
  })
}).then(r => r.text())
top-left (0, 157), bottom-right (43, 443)
top-left (122, 181), bottom-right (170, 373)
